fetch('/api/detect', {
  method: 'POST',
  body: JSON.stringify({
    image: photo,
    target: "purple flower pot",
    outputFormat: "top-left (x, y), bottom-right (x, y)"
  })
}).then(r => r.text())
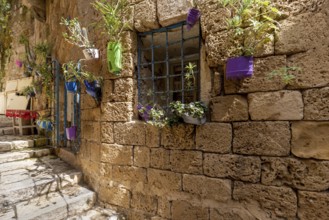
top-left (66, 126), bottom-right (77, 140)
top-left (186, 8), bottom-right (201, 31)
top-left (226, 56), bottom-right (254, 80)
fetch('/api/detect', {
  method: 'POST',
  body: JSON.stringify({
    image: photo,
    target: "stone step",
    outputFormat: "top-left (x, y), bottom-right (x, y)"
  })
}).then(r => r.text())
top-left (67, 206), bottom-right (125, 220)
top-left (0, 156), bottom-right (82, 206)
top-left (15, 186), bottom-right (96, 220)
top-left (0, 148), bottom-right (53, 164)
top-left (0, 127), bottom-right (14, 135)
top-left (0, 136), bottom-right (49, 152)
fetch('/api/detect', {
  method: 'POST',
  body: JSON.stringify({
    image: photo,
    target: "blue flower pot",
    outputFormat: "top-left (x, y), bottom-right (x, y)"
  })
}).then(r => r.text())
top-left (84, 80), bottom-right (102, 102)
top-left (65, 81), bottom-right (78, 93)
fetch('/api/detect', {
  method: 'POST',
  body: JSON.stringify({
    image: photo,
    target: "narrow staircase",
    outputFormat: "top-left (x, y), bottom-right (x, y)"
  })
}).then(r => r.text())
top-left (0, 135), bottom-right (124, 220)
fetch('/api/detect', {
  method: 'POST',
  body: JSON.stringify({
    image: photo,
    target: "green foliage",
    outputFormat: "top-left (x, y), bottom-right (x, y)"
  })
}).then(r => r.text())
top-left (184, 62), bottom-right (196, 90)
top-left (268, 66), bottom-right (301, 85)
top-left (92, 0), bottom-right (132, 43)
top-left (0, 0), bottom-right (12, 89)
top-left (62, 61), bottom-right (102, 84)
top-left (60, 17), bottom-right (93, 48)
top-left (170, 101), bottom-right (207, 119)
top-left (18, 85), bottom-right (35, 97)
top-left (219, 0), bottom-right (282, 56)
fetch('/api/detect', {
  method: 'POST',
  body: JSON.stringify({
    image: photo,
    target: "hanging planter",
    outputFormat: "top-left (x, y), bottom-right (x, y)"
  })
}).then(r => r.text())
top-left (65, 81), bottom-right (78, 93)
top-left (186, 8), bottom-right (201, 31)
top-left (82, 48), bottom-right (100, 60)
top-left (107, 41), bottom-right (122, 75)
top-left (84, 80), bottom-right (102, 102)
top-left (226, 56), bottom-right (254, 80)
top-left (36, 120), bottom-right (53, 131)
top-left (182, 114), bottom-right (206, 125)
top-left (66, 126), bottom-right (77, 140)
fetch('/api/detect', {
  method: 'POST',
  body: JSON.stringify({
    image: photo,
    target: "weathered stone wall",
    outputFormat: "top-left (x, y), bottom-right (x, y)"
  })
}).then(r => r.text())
top-left (6, 0), bottom-right (329, 219)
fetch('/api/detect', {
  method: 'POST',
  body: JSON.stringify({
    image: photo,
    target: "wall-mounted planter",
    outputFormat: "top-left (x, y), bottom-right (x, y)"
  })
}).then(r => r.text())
top-left (107, 41), bottom-right (122, 75)
top-left (226, 56), bottom-right (254, 80)
top-left (83, 48), bottom-right (100, 60)
top-left (37, 120), bottom-right (53, 131)
top-left (66, 126), bottom-right (77, 140)
top-left (65, 81), bottom-right (78, 93)
top-left (186, 8), bottom-right (201, 31)
top-left (182, 114), bottom-right (206, 125)
top-left (84, 80), bottom-right (102, 102)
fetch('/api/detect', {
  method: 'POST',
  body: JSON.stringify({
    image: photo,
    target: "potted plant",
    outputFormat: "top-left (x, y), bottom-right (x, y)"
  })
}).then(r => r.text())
top-left (137, 103), bottom-right (169, 127)
top-left (92, 0), bottom-right (132, 75)
top-left (61, 17), bottom-right (99, 60)
top-left (17, 85), bottom-right (36, 98)
top-left (170, 101), bottom-right (207, 125)
top-left (62, 62), bottom-right (78, 93)
top-left (219, 0), bottom-right (282, 79)
top-left (81, 71), bottom-right (103, 104)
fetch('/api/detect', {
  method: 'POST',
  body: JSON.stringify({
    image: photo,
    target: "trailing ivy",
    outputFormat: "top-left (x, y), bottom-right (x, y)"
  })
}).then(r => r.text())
top-left (0, 0), bottom-right (12, 90)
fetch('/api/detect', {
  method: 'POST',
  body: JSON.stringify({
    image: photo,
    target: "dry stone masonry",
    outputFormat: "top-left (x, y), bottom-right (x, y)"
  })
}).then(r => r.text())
top-left (3, 0), bottom-right (329, 219)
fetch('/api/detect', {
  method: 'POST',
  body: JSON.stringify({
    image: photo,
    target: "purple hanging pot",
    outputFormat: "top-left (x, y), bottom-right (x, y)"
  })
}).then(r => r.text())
top-left (226, 56), bottom-right (254, 80)
top-left (66, 126), bottom-right (77, 140)
top-left (186, 8), bottom-right (201, 31)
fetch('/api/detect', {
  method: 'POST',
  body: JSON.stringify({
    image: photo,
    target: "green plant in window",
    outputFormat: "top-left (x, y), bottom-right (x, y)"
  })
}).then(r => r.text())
top-left (170, 101), bottom-right (207, 120)
top-left (268, 66), bottom-right (301, 85)
top-left (185, 62), bottom-right (196, 90)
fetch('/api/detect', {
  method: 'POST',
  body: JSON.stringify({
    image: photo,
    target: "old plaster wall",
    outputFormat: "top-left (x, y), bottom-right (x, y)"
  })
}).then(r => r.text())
top-left (5, 0), bottom-right (329, 219)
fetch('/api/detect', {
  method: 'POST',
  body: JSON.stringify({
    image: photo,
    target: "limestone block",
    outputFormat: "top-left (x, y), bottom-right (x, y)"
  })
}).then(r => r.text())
top-left (276, 12), bottom-right (329, 54)
top-left (287, 47), bottom-right (329, 89)
top-left (150, 148), bottom-right (170, 170)
top-left (81, 121), bottom-right (100, 142)
top-left (120, 52), bottom-right (136, 78)
top-left (212, 71), bottom-right (221, 97)
top-left (170, 150), bottom-right (203, 174)
top-left (89, 142), bottom-right (101, 162)
top-left (101, 122), bottom-right (114, 144)
top-left (161, 124), bottom-right (195, 150)
top-left (210, 206), bottom-right (264, 220)
top-left (98, 186), bottom-right (130, 208)
top-left (157, 0), bottom-right (193, 27)
top-left (81, 93), bottom-right (98, 109)
top-left (197, 0), bottom-right (230, 37)
top-left (204, 154), bottom-right (261, 183)
top-left (303, 87), bottom-right (329, 120)
top-left (279, 0), bottom-right (327, 16)
top-left (131, 192), bottom-right (158, 214)
top-left (81, 108), bottom-right (100, 121)
top-left (233, 122), bottom-right (291, 156)
top-left (134, 146), bottom-right (150, 168)
top-left (224, 56), bottom-right (287, 94)
top-left (101, 102), bottom-right (133, 122)
top-left (248, 91), bottom-right (303, 120)
top-left (205, 30), bottom-right (243, 66)
top-left (262, 157), bottom-right (329, 191)
top-left (134, 0), bottom-right (159, 32)
top-left (100, 144), bottom-right (133, 165)
top-left (196, 123), bottom-right (232, 153)
top-left (148, 169), bottom-right (181, 195)
top-left (100, 163), bottom-right (112, 178)
top-left (102, 80), bottom-right (114, 103)
top-left (112, 166), bottom-right (147, 184)
top-left (183, 174), bottom-right (231, 202)
top-left (298, 191), bottom-right (329, 220)
top-left (210, 96), bottom-right (248, 122)
top-left (157, 197), bottom-right (171, 218)
top-left (172, 200), bottom-right (209, 220)
top-left (233, 182), bottom-right (297, 219)
top-left (291, 122), bottom-right (329, 160)
top-left (114, 122), bottom-right (145, 145)
top-left (112, 78), bottom-right (134, 102)
top-left (145, 124), bottom-right (160, 148)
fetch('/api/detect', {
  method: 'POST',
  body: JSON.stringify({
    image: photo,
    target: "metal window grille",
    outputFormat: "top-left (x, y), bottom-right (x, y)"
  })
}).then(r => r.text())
top-left (137, 21), bottom-right (201, 109)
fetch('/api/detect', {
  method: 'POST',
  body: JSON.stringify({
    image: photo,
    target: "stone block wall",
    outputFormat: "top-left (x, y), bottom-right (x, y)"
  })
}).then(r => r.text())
top-left (5, 0), bottom-right (329, 219)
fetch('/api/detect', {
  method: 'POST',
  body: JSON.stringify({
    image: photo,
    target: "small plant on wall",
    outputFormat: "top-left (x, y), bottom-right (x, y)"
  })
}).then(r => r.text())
top-left (218, 0), bottom-right (282, 79)
top-left (61, 17), bottom-right (99, 60)
top-left (92, 0), bottom-right (132, 76)
top-left (268, 66), bottom-right (301, 85)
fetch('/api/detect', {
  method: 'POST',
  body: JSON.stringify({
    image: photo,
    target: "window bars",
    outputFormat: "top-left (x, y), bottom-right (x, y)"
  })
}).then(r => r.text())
top-left (137, 21), bottom-right (201, 109)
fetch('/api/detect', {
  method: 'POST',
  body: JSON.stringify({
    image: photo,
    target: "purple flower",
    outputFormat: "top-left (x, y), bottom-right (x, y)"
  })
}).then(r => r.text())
top-left (16, 60), bottom-right (23, 68)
